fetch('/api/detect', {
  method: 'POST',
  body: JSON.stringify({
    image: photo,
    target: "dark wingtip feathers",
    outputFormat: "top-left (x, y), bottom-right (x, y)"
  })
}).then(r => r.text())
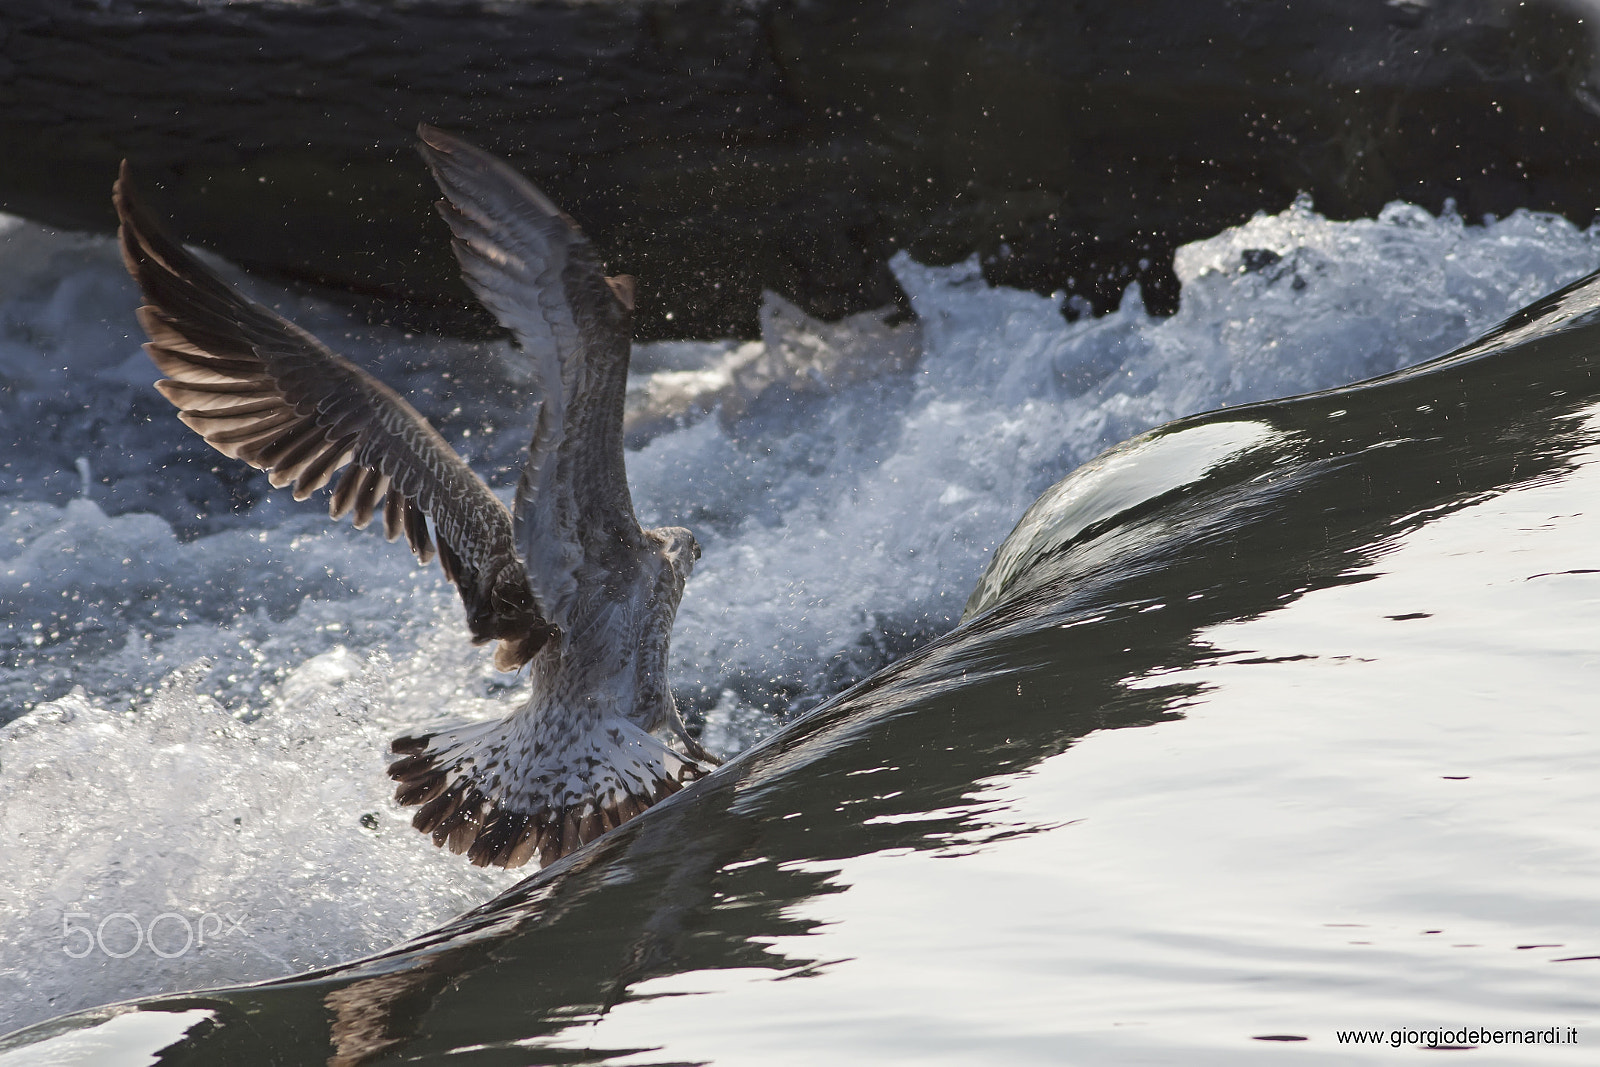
top-left (112, 160), bottom-right (143, 280)
top-left (415, 123), bottom-right (578, 232)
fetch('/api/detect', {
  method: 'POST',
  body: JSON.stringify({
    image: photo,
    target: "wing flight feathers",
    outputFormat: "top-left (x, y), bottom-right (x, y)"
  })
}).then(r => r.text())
top-left (115, 162), bottom-right (553, 666)
top-left (417, 125), bottom-right (643, 631)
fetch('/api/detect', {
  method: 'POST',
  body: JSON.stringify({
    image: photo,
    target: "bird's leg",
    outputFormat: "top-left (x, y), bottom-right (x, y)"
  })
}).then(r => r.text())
top-left (664, 699), bottom-right (723, 767)
top-left (679, 730), bottom-right (723, 767)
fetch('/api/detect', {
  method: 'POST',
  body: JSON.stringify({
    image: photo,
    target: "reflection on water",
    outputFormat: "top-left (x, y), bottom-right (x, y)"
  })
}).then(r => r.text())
top-left (9, 261), bottom-right (1600, 1065)
top-left (583, 438), bottom-right (1600, 1066)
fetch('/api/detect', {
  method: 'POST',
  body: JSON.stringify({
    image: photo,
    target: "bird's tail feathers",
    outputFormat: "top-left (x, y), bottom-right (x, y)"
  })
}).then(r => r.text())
top-left (388, 715), bottom-right (710, 869)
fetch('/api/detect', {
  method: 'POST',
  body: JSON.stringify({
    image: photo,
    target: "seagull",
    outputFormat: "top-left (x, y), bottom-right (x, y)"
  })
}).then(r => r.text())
top-left (114, 125), bottom-right (717, 869)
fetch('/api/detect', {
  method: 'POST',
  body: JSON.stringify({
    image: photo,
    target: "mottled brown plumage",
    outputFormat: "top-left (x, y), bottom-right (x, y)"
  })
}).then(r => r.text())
top-left (116, 127), bottom-right (717, 870)
top-left (115, 162), bottom-right (551, 668)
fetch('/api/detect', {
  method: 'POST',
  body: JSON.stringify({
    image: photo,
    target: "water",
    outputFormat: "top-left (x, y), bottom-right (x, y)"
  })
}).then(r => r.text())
top-left (12, 261), bottom-right (1598, 1064)
top-left (2, 198), bottom-right (1600, 1046)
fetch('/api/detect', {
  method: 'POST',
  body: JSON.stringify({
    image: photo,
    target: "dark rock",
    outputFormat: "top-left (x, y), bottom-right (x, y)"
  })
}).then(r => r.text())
top-left (3, 0), bottom-right (1599, 339)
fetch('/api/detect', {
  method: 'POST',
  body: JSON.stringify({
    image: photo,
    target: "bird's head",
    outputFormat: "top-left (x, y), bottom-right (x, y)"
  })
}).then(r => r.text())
top-left (655, 526), bottom-right (701, 584)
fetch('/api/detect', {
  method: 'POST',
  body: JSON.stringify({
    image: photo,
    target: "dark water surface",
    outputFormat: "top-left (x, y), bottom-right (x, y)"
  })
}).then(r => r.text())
top-left (7, 275), bottom-right (1600, 1063)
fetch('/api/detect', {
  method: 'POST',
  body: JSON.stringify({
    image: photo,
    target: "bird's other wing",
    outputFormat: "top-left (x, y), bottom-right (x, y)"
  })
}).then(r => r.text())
top-left (418, 125), bottom-right (645, 634)
top-left (115, 163), bottom-right (553, 668)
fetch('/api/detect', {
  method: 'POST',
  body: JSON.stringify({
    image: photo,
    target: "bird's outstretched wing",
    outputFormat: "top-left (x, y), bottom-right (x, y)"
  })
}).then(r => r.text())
top-left (417, 125), bottom-right (644, 635)
top-left (115, 162), bottom-right (553, 667)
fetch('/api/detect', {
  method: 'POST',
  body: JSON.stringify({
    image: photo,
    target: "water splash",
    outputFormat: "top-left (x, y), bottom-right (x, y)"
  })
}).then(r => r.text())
top-left (1, 197), bottom-right (1597, 1032)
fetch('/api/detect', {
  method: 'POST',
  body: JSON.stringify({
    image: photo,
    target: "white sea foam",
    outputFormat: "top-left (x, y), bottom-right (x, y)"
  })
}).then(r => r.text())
top-left (2, 198), bottom-right (1597, 1031)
